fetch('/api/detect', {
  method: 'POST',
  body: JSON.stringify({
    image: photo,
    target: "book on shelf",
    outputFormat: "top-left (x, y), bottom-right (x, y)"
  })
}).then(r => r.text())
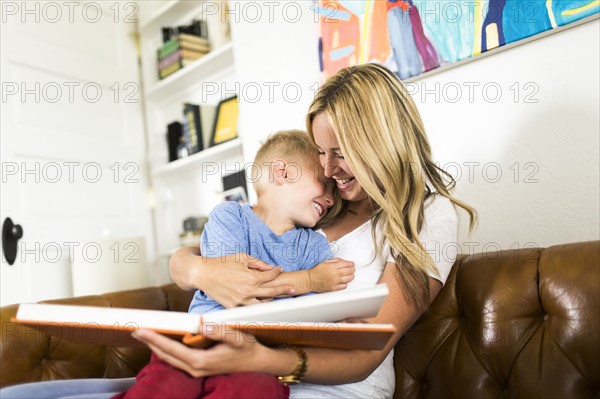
top-left (157, 56), bottom-right (202, 80)
top-left (162, 20), bottom-right (208, 43)
top-left (183, 103), bottom-right (203, 154)
top-left (179, 40), bottom-right (210, 53)
top-left (158, 50), bottom-right (206, 70)
top-left (166, 121), bottom-right (184, 162)
top-left (158, 61), bottom-right (182, 80)
top-left (158, 36), bottom-right (210, 60)
top-left (13, 284), bottom-right (395, 350)
top-left (178, 33), bottom-right (210, 46)
top-left (157, 51), bottom-right (196, 69)
top-left (200, 104), bottom-right (217, 150)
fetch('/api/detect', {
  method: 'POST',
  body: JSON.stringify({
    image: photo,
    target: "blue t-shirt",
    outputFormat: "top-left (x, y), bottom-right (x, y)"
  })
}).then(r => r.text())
top-left (189, 202), bottom-right (334, 314)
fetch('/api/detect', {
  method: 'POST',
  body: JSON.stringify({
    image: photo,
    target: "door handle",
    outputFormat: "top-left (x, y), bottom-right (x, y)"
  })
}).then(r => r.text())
top-left (2, 218), bottom-right (23, 265)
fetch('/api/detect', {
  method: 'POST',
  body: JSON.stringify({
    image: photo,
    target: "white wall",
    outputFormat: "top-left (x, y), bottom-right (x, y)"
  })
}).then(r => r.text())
top-left (230, 2), bottom-right (599, 252)
top-left (230, 1), bottom-right (321, 165)
top-left (414, 20), bottom-right (600, 250)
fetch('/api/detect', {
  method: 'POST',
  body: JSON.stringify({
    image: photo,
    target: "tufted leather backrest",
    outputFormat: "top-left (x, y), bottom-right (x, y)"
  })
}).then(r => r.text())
top-left (0, 284), bottom-right (194, 388)
top-left (393, 241), bottom-right (600, 398)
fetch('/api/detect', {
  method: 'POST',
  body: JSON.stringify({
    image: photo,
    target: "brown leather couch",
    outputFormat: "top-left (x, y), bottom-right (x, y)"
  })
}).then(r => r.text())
top-left (1, 241), bottom-right (598, 398)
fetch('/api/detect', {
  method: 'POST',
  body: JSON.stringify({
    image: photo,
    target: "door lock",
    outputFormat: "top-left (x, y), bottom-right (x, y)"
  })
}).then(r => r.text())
top-left (2, 218), bottom-right (23, 265)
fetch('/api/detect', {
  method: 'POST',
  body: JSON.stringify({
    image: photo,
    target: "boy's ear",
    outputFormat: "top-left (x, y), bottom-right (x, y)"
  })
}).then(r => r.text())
top-left (271, 159), bottom-right (288, 185)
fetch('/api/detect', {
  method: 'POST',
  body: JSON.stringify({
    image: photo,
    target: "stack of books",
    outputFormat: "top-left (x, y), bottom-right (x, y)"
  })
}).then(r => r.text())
top-left (157, 33), bottom-right (210, 80)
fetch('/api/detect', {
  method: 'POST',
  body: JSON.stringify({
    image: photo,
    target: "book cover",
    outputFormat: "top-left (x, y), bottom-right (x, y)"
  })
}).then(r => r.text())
top-left (178, 33), bottom-right (210, 46)
top-left (200, 104), bottom-right (217, 150)
top-left (179, 40), bottom-right (210, 53)
top-left (158, 51), bottom-right (182, 70)
top-left (183, 103), bottom-right (203, 154)
top-left (158, 51), bottom-right (205, 71)
top-left (162, 20), bottom-right (208, 43)
top-left (13, 284), bottom-right (395, 350)
top-left (157, 38), bottom-right (179, 59)
top-left (158, 61), bottom-right (182, 80)
top-left (167, 121), bottom-right (184, 162)
top-left (180, 48), bottom-right (208, 59)
top-left (158, 38), bottom-right (209, 60)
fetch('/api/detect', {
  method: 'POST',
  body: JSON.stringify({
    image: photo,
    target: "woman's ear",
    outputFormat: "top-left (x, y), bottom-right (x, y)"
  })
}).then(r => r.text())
top-left (271, 159), bottom-right (288, 185)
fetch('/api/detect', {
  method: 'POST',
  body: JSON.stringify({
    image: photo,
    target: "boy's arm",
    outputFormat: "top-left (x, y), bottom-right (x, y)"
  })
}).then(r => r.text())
top-left (263, 258), bottom-right (355, 296)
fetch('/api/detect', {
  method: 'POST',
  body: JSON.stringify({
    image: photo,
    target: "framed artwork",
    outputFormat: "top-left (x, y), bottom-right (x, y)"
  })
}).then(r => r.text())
top-left (210, 95), bottom-right (239, 146)
top-left (222, 170), bottom-right (248, 204)
top-left (316, 0), bottom-right (599, 80)
top-left (223, 187), bottom-right (248, 204)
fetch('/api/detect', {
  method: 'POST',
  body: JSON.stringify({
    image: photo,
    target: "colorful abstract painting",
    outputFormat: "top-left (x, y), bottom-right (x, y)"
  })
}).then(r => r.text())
top-left (316, 0), bottom-right (600, 79)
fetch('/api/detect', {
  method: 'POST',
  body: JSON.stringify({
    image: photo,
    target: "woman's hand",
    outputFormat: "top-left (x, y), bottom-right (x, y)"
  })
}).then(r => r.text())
top-left (169, 246), bottom-right (296, 308)
top-left (210, 254), bottom-right (296, 307)
top-left (133, 326), bottom-right (297, 378)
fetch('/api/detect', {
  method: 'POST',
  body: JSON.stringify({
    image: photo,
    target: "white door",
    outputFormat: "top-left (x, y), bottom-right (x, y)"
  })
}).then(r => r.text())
top-left (1, 2), bottom-right (153, 305)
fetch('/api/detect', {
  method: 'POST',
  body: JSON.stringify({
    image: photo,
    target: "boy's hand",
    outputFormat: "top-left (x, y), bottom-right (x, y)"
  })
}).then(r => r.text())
top-left (308, 258), bottom-right (355, 293)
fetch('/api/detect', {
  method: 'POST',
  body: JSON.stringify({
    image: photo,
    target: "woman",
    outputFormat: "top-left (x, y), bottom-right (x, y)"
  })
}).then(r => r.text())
top-left (135, 63), bottom-right (476, 398)
top-left (0, 63), bottom-right (475, 398)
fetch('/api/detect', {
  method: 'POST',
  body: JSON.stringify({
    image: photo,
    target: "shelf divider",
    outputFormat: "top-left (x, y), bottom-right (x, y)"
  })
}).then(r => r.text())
top-left (152, 138), bottom-right (243, 178)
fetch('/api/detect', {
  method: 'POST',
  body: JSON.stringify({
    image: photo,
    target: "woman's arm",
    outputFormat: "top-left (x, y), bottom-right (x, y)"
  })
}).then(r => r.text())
top-left (292, 262), bottom-right (439, 384)
top-left (169, 245), bottom-right (295, 308)
top-left (136, 260), bottom-right (441, 384)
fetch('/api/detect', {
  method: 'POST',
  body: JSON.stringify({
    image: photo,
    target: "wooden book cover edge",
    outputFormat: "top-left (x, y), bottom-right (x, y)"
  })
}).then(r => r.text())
top-left (12, 317), bottom-right (395, 350)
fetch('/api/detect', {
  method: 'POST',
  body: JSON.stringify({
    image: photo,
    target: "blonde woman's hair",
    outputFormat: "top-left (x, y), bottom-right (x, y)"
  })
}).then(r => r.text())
top-left (307, 63), bottom-right (477, 312)
top-left (252, 130), bottom-right (343, 229)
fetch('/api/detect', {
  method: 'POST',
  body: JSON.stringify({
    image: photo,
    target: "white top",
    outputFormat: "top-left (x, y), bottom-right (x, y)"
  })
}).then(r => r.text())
top-left (290, 194), bottom-right (458, 399)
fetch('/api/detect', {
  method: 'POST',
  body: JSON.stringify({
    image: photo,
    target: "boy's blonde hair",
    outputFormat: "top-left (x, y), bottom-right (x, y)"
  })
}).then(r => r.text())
top-left (251, 130), bottom-right (342, 228)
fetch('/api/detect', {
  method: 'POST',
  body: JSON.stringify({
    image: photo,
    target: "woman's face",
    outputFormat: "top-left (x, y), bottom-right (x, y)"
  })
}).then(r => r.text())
top-left (312, 112), bottom-right (368, 202)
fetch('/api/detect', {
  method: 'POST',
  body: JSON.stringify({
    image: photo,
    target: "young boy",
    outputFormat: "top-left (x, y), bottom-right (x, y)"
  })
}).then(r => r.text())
top-left (115, 130), bottom-right (353, 399)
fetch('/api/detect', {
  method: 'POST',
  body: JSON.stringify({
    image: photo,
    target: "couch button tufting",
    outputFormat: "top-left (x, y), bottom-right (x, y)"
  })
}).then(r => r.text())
top-left (41, 358), bottom-right (48, 367)
top-left (543, 314), bottom-right (549, 321)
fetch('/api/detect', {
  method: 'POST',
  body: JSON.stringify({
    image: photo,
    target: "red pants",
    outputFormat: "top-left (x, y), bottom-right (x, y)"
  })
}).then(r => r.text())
top-left (112, 353), bottom-right (290, 399)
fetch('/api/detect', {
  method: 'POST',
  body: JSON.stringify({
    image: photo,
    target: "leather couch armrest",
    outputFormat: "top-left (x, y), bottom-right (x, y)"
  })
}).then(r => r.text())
top-left (0, 284), bottom-right (194, 388)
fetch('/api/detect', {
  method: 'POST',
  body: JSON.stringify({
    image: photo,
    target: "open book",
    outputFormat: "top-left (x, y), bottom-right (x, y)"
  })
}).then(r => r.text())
top-left (14, 284), bottom-right (395, 350)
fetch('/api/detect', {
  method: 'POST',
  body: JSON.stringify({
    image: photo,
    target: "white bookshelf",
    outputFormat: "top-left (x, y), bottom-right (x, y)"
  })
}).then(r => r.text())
top-left (138, 1), bottom-right (242, 261)
top-left (139, 1), bottom-right (204, 34)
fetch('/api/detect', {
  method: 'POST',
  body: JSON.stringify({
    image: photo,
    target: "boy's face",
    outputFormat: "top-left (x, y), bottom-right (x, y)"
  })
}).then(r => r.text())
top-left (281, 157), bottom-right (335, 228)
